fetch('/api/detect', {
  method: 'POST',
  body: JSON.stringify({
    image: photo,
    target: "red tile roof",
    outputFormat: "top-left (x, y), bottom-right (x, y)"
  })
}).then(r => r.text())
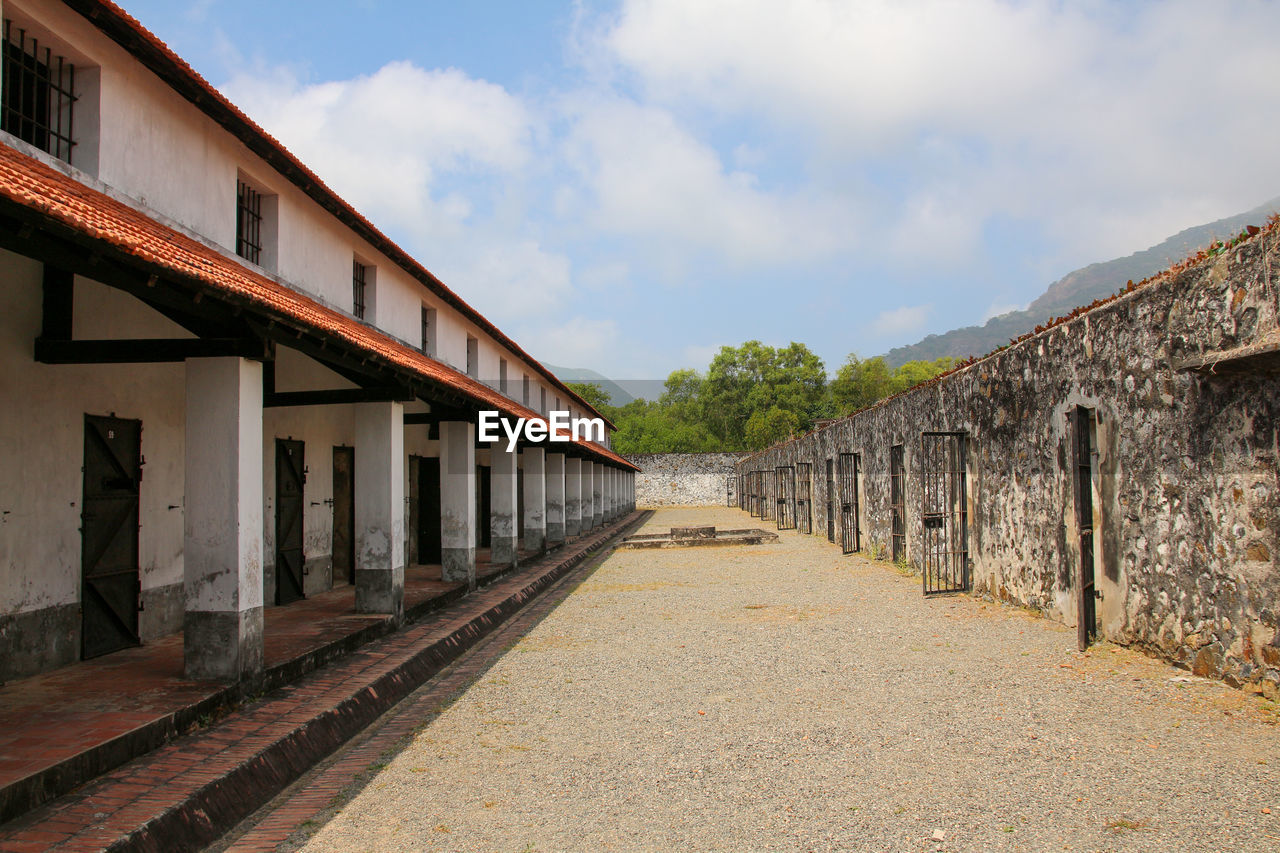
top-left (0, 140), bottom-right (637, 471)
top-left (58, 0), bottom-right (614, 430)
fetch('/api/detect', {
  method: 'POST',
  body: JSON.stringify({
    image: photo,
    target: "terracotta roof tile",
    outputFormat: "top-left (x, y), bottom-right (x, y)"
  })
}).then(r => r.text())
top-left (60, 0), bottom-right (613, 429)
top-left (0, 140), bottom-right (636, 471)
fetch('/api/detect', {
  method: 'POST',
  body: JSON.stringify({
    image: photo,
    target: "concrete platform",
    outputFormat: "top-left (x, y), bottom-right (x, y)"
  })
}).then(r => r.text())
top-left (617, 525), bottom-right (780, 549)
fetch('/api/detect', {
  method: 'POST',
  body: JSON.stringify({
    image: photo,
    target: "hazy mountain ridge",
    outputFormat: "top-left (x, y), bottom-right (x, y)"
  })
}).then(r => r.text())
top-left (884, 196), bottom-right (1280, 366)
top-left (543, 364), bottom-right (636, 405)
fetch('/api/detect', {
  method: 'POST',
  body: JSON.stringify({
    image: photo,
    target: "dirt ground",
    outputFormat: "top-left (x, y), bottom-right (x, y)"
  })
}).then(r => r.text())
top-left (294, 506), bottom-right (1280, 852)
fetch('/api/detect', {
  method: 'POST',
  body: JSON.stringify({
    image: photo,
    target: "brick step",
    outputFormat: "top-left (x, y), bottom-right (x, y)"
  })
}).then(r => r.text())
top-left (0, 513), bottom-right (646, 853)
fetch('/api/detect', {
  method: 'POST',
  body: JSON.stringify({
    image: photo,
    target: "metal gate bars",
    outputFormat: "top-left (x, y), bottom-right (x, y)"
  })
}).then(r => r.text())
top-left (775, 465), bottom-right (796, 530)
top-left (796, 462), bottom-right (812, 534)
top-left (837, 452), bottom-right (859, 554)
top-left (920, 432), bottom-right (969, 595)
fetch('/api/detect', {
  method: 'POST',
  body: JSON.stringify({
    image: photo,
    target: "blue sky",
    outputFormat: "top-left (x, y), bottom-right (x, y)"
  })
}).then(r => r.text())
top-left (122, 0), bottom-right (1280, 382)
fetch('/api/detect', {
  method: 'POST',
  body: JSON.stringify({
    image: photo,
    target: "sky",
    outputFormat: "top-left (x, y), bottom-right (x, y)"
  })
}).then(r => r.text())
top-left (121, 0), bottom-right (1280, 382)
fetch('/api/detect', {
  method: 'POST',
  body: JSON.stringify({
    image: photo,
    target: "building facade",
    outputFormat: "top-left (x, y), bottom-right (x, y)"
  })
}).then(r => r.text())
top-left (739, 225), bottom-right (1280, 694)
top-left (0, 0), bottom-right (636, 684)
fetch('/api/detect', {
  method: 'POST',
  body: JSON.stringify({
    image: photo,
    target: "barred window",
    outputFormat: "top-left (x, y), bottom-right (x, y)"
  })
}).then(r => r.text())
top-left (2, 19), bottom-right (76, 163)
top-left (236, 180), bottom-right (263, 264)
top-left (352, 260), bottom-right (368, 320)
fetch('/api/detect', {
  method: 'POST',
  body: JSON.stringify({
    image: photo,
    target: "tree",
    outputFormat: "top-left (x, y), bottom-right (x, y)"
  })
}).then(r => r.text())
top-left (566, 381), bottom-right (613, 414)
top-left (701, 341), bottom-right (828, 449)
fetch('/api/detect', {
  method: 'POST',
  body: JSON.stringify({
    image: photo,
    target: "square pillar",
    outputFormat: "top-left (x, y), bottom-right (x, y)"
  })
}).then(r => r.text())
top-left (183, 357), bottom-right (264, 682)
top-left (491, 442), bottom-right (518, 567)
top-left (440, 421), bottom-right (476, 588)
top-left (355, 402), bottom-right (405, 618)
top-left (603, 467), bottom-right (612, 522)
top-left (522, 447), bottom-right (547, 553)
top-left (608, 468), bottom-right (617, 521)
top-left (545, 452), bottom-right (566, 545)
top-left (592, 463), bottom-right (604, 530)
top-left (565, 457), bottom-right (582, 537)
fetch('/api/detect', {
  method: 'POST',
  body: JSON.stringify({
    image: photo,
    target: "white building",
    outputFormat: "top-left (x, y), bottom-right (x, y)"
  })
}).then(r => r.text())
top-left (0, 0), bottom-right (636, 683)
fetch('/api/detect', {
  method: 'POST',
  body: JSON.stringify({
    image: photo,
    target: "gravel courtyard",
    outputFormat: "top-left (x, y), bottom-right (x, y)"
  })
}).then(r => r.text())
top-left (299, 507), bottom-right (1280, 852)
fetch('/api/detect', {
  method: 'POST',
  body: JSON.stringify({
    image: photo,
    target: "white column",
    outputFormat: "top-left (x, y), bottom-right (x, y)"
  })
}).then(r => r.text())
top-left (565, 457), bottom-right (582, 537)
top-left (522, 447), bottom-right (547, 553)
top-left (183, 357), bottom-right (264, 682)
top-left (491, 442), bottom-right (518, 567)
top-left (355, 402), bottom-right (405, 618)
top-left (440, 421), bottom-right (476, 588)
top-left (603, 467), bottom-right (613, 522)
top-left (592, 462), bottom-right (603, 530)
top-left (546, 452), bottom-right (566, 545)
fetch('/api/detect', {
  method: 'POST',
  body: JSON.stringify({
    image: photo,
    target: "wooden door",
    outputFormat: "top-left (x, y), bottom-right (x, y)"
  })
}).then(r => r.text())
top-left (81, 415), bottom-right (142, 659)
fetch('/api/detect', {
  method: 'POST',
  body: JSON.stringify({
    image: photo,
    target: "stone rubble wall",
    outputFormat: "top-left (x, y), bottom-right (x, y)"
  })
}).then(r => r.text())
top-left (738, 230), bottom-right (1280, 696)
top-left (626, 453), bottom-right (751, 506)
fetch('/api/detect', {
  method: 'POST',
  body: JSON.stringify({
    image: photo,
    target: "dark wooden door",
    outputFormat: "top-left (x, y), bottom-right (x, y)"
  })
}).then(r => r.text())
top-left (890, 444), bottom-right (906, 563)
top-left (275, 439), bottom-right (306, 605)
top-left (475, 464), bottom-right (491, 548)
top-left (1074, 407), bottom-right (1098, 649)
top-left (81, 414), bottom-right (142, 659)
top-left (825, 459), bottom-right (835, 543)
top-left (332, 446), bottom-right (354, 585)
top-left (417, 457), bottom-right (442, 564)
top-left (517, 468), bottom-right (526, 541)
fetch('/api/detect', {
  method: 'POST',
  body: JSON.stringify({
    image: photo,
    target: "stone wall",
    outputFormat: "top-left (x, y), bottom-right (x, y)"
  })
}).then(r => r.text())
top-left (738, 228), bottom-right (1280, 696)
top-left (627, 453), bottom-right (750, 506)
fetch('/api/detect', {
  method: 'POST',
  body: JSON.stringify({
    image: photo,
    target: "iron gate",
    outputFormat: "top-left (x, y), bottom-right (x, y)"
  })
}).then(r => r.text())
top-left (890, 445), bottom-right (906, 562)
top-left (838, 452), bottom-right (860, 554)
top-left (761, 469), bottom-right (774, 522)
top-left (748, 470), bottom-right (760, 517)
top-left (81, 414), bottom-right (142, 659)
top-left (796, 462), bottom-right (812, 534)
top-left (776, 465), bottom-right (796, 530)
top-left (1073, 406), bottom-right (1098, 649)
top-left (920, 432), bottom-right (969, 595)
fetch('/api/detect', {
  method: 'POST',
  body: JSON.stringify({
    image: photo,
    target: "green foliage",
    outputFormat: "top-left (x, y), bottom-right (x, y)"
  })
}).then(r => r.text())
top-left (565, 381), bottom-right (612, 413)
top-left (829, 354), bottom-right (956, 416)
top-left (567, 343), bottom-right (954, 453)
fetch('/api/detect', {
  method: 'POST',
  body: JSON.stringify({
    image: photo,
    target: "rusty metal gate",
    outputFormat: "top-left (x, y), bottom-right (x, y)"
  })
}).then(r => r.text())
top-left (1073, 406), bottom-right (1098, 649)
top-left (920, 432), bottom-right (969, 595)
top-left (81, 414), bottom-right (142, 660)
top-left (776, 465), bottom-right (796, 530)
top-left (748, 470), bottom-right (760, 517)
top-left (890, 444), bottom-right (906, 563)
top-left (796, 462), bottom-right (812, 534)
top-left (761, 469), bottom-right (775, 522)
top-left (838, 452), bottom-right (860, 554)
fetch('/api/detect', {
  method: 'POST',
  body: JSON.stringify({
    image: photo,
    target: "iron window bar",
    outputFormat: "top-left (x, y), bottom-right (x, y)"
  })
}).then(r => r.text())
top-left (236, 180), bottom-right (263, 264)
top-left (352, 260), bottom-right (368, 320)
top-left (2, 19), bottom-right (76, 163)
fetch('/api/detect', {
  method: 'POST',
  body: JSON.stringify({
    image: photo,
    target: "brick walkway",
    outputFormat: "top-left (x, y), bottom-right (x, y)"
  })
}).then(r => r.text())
top-left (0, 515), bottom-right (645, 853)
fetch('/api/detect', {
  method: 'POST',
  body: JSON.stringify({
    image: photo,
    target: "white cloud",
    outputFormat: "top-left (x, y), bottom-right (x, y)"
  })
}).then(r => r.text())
top-left (599, 0), bottom-right (1280, 263)
top-left (559, 97), bottom-right (857, 268)
top-left (222, 62), bottom-right (533, 224)
top-left (871, 304), bottom-right (931, 338)
top-left (218, 62), bottom-right (581, 324)
top-left (523, 316), bottom-right (621, 367)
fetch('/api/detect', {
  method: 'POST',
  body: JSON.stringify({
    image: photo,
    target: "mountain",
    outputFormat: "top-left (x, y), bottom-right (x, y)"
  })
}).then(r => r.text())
top-left (543, 364), bottom-right (636, 406)
top-left (884, 196), bottom-right (1280, 366)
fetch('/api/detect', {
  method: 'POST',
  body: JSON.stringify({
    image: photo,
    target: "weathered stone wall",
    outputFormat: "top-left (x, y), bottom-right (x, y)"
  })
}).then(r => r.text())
top-left (739, 229), bottom-right (1280, 695)
top-left (628, 453), bottom-right (750, 506)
